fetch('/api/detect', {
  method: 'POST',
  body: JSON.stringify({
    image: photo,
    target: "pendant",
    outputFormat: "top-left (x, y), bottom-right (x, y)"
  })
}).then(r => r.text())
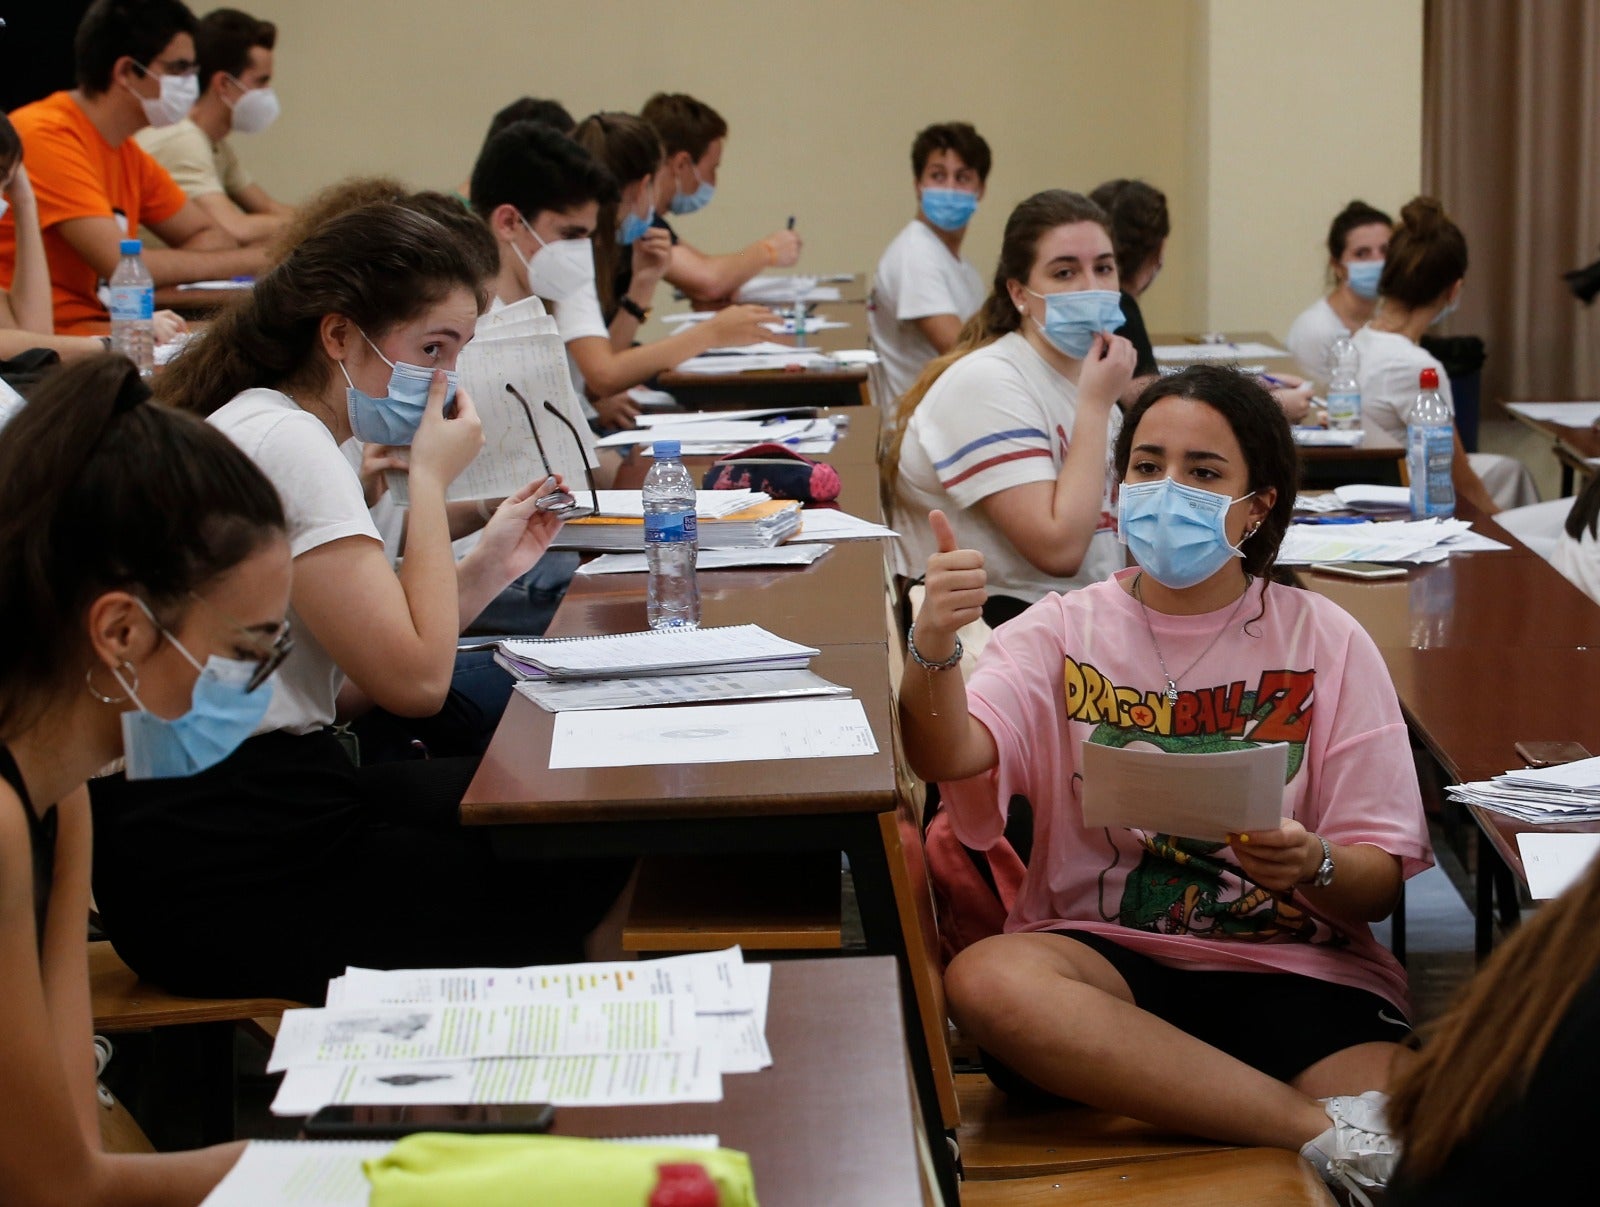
top-left (1165, 679), bottom-right (1178, 704)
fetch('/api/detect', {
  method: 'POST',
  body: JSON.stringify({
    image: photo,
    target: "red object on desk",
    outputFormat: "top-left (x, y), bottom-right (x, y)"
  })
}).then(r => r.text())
top-left (649, 1162), bottom-right (719, 1206)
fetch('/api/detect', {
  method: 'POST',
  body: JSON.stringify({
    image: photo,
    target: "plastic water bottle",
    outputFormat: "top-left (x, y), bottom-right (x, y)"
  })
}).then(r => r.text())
top-left (108, 238), bottom-right (155, 378)
top-left (644, 439), bottom-right (701, 629)
top-left (1407, 367), bottom-right (1456, 519)
top-left (1325, 334), bottom-right (1362, 431)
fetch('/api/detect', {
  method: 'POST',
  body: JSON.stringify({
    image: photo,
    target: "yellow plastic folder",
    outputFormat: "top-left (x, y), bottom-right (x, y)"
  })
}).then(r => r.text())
top-left (365, 1133), bottom-right (759, 1207)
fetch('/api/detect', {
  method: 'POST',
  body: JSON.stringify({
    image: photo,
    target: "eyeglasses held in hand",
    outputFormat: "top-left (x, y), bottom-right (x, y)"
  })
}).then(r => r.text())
top-left (504, 384), bottom-right (601, 517)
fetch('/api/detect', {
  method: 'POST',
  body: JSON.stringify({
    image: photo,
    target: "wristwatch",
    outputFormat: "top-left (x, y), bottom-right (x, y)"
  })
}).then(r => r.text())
top-left (1310, 835), bottom-right (1335, 887)
top-left (618, 296), bottom-right (650, 322)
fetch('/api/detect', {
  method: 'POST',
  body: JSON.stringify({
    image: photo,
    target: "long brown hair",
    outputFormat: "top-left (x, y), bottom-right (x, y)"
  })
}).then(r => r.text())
top-left (0, 356), bottom-right (285, 736)
top-left (1387, 852), bottom-right (1600, 1180)
top-left (882, 189), bottom-right (1112, 497)
top-left (573, 112), bottom-right (662, 317)
top-left (158, 201), bottom-right (490, 417)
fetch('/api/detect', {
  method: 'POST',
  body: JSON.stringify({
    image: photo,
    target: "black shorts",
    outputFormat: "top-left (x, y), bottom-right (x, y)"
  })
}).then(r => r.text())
top-left (982, 929), bottom-right (1411, 1101)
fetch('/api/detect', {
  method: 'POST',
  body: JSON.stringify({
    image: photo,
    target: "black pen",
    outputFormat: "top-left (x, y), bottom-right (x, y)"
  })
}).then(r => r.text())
top-left (787, 215), bottom-right (795, 230)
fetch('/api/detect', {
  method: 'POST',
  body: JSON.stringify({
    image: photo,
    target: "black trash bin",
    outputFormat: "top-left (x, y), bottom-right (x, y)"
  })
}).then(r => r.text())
top-left (1419, 334), bottom-right (1486, 453)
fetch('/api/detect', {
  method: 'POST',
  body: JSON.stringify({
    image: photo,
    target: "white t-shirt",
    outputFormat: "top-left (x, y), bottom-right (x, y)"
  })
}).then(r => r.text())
top-left (209, 388), bottom-right (382, 736)
top-left (1285, 296), bottom-right (1350, 383)
top-left (868, 220), bottom-right (985, 413)
top-left (549, 283), bottom-right (607, 418)
top-left (1552, 524), bottom-right (1600, 604)
top-left (893, 331), bottom-right (1123, 603)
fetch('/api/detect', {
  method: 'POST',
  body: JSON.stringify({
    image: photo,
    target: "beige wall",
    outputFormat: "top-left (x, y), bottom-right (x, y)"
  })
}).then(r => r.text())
top-left (235, 0), bottom-right (1419, 337)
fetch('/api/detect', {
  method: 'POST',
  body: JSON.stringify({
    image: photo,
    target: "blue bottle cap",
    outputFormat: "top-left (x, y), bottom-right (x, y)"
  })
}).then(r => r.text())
top-left (653, 439), bottom-right (681, 459)
top-left (119, 239), bottom-right (142, 255)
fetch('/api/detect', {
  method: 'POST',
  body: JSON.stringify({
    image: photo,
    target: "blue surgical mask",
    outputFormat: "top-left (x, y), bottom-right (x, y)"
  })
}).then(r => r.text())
top-left (1431, 295), bottom-right (1459, 326)
top-left (921, 187), bottom-right (979, 232)
top-left (340, 330), bottom-right (457, 446)
top-left (1024, 288), bottom-right (1125, 359)
top-left (1346, 259), bottom-right (1384, 299)
top-left (1118, 477), bottom-right (1255, 590)
top-left (115, 612), bottom-right (274, 780)
top-left (669, 167), bottom-right (715, 216)
top-left (619, 204), bottom-right (655, 247)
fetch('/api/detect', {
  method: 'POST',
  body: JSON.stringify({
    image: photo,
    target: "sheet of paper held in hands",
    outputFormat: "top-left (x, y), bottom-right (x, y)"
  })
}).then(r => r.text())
top-left (516, 668), bottom-right (850, 713)
top-left (549, 698), bottom-right (878, 769)
top-left (1080, 741), bottom-right (1287, 843)
top-left (1516, 833), bottom-right (1600, 900)
top-left (269, 948), bottom-right (772, 1116)
top-left (389, 305), bottom-right (596, 505)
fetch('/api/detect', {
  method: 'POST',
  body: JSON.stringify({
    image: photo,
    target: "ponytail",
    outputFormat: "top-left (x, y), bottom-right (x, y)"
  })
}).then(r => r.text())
top-left (0, 355), bottom-right (285, 736)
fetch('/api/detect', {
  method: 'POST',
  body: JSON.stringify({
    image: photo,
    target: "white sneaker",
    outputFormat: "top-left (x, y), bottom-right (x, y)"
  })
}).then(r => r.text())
top-left (1300, 1091), bottom-right (1399, 1207)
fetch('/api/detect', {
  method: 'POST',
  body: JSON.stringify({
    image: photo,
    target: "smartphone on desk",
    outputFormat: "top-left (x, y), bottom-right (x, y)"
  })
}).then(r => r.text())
top-left (303, 1103), bottom-right (555, 1140)
top-left (1310, 561), bottom-right (1408, 580)
top-left (1512, 741), bottom-right (1592, 768)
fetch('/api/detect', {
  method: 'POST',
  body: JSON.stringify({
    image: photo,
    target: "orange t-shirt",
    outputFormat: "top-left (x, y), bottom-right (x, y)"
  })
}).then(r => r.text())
top-left (0, 92), bottom-right (187, 334)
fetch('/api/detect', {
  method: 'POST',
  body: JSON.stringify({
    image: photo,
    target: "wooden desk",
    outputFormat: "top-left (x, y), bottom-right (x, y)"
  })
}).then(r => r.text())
top-left (154, 284), bottom-right (251, 317)
top-left (1296, 499), bottom-right (1600, 955)
top-left (1505, 403), bottom-right (1600, 496)
top-left (656, 303), bottom-right (871, 410)
top-left (553, 958), bottom-right (924, 1207)
top-left (461, 408), bottom-right (955, 1200)
top-left (1151, 330), bottom-right (1406, 484)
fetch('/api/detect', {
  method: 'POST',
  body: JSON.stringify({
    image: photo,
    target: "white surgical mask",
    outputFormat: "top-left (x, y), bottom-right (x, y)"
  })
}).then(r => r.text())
top-left (128, 64), bottom-right (198, 128)
top-left (517, 214), bottom-right (595, 304)
top-left (226, 80), bottom-right (280, 134)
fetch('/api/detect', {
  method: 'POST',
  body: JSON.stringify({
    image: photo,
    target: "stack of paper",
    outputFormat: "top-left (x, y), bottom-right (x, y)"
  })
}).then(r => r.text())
top-left (1292, 428), bottom-right (1364, 447)
top-left (268, 948), bottom-right (773, 1117)
top-left (597, 417), bottom-right (839, 454)
top-left (496, 623), bottom-right (819, 681)
top-left (673, 350), bottom-right (839, 375)
top-left (575, 544), bottom-right (833, 575)
top-left (1332, 484), bottom-right (1412, 513)
top-left (732, 275), bottom-right (842, 304)
top-left (1152, 341), bottom-right (1291, 362)
top-left (516, 667), bottom-right (850, 712)
top-left (548, 490), bottom-right (805, 551)
top-left (1447, 757), bottom-right (1600, 824)
top-left (1278, 518), bottom-right (1510, 564)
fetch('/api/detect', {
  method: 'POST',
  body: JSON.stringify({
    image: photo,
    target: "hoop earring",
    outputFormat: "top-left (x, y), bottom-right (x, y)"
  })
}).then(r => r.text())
top-left (85, 661), bottom-right (136, 705)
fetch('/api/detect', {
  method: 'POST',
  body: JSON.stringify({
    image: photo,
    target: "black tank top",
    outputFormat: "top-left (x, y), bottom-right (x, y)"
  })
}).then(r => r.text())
top-left (0, 744), bottom-right (55, 953)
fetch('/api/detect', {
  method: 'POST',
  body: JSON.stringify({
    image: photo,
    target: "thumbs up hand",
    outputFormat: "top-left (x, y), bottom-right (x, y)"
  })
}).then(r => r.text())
top-left (915, 509), bottom-right (988, 663)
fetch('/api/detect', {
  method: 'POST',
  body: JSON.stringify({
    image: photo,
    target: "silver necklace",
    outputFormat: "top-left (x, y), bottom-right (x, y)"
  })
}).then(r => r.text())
top-left (1132, 572), bottom-right (1253, 704)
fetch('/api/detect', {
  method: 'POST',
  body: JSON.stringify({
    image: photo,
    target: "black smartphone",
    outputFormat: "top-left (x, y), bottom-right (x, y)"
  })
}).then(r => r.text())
top-left (303, 1103), bottom-right (555, 1140)
top-left (1512, 740), bottom-right (1593, 768)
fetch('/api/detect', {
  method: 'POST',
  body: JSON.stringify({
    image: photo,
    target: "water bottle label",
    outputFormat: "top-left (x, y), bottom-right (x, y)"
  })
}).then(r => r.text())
top-left (109, 284), bottom-right (154, 322)
top-left (1326, 389), bottom-right (1361, 426)
top-left (1408, 426), bottom-right (1456, 516)
top-left (644, 510), bottom-right (697, 544)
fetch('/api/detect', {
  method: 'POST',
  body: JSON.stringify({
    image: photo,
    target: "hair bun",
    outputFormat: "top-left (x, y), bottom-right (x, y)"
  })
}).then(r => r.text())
top-left (1400, 196), bottom-right (1448, 235)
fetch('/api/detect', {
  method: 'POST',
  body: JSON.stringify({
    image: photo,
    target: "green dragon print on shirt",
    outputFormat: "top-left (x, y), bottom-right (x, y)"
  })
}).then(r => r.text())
top-left (1063, 653), bottom-right (1335, 946)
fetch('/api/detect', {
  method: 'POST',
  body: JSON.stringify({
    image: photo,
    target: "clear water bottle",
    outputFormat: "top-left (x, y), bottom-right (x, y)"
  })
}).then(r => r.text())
top-left (1407, 367), bottom-right (1456, 519)
top-left (108, 238), bottom-right (155, 378)
top-left (1325, 334), bottom-right (1362, 431)
top-left (643, 439), bottom-right (701, 630)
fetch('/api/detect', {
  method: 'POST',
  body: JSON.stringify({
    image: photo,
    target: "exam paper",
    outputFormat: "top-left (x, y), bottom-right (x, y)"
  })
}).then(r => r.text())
top-left (1292, 428), bottom-right (1364, 447)
top-left (636, 407), bottom-right (819, 426)
top-left (796, 509), bottom-right (899, 541)
top-left (267, 997), bottom-right (698, 1071)
top-left (516, 668), bottom-right (850, 713)
top-left (1080, 741), bottom-right (1287, 842)
top-left (549, 697), bottom-right (878, 769)
top-left (575, 544), bottom-right (832, 575)
top-left (326, 947), bottom-right (754, 1014)
top-left (199, 1140), bottom-right (392, 1207)
top-left (705, 962), bottom-right (773, 1074)
top-left (1517, 833), bottom-right (1600, 899)
top-left (673, 352), bottom-right (838, 375)
top-left (271, 1048), bottom-right (721, 1115)
top-left (1505, 401), bottom-right (1600, 426)
top-left (596, 419), bottom-right (830, 448)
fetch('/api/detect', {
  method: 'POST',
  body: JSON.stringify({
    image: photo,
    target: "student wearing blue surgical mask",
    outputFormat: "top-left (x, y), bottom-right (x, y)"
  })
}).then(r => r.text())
top-left (869, 122), bottom-right (992, 412)
top-left (0, 354), bottom-right (289, 1203)
top-left (642, 92), bottom-right (803, 305)
top-left (901, 365), bottom-right (1431, 1207)
top-left (1285, 201), bottom-right (1393, 382)
top-left (91, 199), bottom-right (631, 1005)
top-left (887, 190), bottom-right (1137, 628)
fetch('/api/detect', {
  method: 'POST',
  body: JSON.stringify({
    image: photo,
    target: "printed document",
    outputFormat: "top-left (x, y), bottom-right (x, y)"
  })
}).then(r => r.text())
top-left (1081, 741), bottom-right (1287, 842)
top-left (549, 698), bottom-right (878, 769)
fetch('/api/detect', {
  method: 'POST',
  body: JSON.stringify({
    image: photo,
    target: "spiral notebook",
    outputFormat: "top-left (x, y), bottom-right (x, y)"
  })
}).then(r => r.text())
top-left (498, 624), bottom-right (819, 680)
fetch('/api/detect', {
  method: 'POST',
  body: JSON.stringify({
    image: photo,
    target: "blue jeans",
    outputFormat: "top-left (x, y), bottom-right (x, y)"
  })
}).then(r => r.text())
top-left (468, 549), bottom-right (581, 637)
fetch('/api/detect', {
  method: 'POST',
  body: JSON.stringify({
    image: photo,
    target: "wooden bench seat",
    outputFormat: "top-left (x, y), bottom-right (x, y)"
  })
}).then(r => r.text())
top-left (954, 1073), bottom-right (1235, 1180)
top-left (958, 1147), bottom-right (1335, 1205)
top-left (621, 852), bottom-right (842, 954)
top-left (90, 940), bottom-right (303, 1033)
